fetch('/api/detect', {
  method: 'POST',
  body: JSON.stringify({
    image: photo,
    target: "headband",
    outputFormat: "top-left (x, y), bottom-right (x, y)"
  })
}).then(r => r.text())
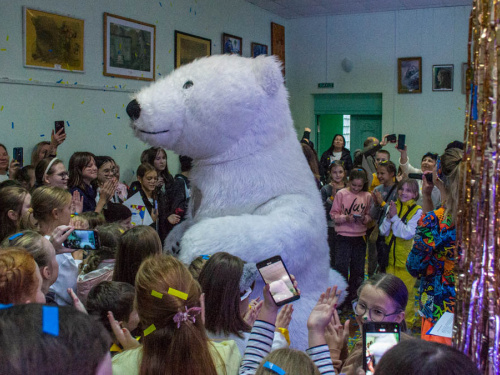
top-left (43, 158), bottom-right (59, 179)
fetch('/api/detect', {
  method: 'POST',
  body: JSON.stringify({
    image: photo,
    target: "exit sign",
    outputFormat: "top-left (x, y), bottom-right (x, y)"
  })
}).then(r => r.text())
top-left (318, 82), bottom-right (334, 88)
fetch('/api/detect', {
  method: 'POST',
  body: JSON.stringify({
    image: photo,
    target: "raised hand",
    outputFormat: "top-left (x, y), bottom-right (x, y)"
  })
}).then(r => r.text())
top-left (107, 311), bottom-right (141, 351)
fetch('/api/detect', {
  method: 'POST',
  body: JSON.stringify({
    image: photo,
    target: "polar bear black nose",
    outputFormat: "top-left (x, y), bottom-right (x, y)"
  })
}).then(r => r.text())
top-left (126, 99), bottom-right (141, 120)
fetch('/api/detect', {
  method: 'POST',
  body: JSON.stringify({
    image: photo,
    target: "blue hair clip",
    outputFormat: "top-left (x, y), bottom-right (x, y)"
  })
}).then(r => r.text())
top-left (42, 306), bottom-right (59, 336)
top-left (8, 232), bottom-right (23, 241)
top-left (201, 255), bottom-right (210, 260)
top-left (263, 362), bottom-right (286, 375)
top-left (0, 304), bottom-right (13, 310)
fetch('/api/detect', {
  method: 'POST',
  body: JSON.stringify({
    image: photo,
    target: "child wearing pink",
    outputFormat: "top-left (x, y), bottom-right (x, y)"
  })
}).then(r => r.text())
top-left (330, 169), bottom-right (373, 306)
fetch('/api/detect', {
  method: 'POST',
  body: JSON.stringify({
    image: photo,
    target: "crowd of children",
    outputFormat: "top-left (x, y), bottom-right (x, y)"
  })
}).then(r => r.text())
top-left (0, 131), bottom-right (479, 374)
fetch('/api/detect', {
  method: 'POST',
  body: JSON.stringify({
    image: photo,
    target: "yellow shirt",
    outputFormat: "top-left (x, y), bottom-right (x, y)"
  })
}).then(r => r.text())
top-left (112, 340), bottom-right (241, 375)
top-left (369, 173), bottom-right (380, 192)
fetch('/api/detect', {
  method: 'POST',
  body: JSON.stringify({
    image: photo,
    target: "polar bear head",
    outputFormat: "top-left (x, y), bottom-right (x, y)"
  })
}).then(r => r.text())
top-left (126, 55), bottom-right (289, 160)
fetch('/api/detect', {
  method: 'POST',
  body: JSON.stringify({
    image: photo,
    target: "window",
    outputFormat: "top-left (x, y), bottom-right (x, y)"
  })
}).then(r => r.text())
top-left (343, 115), bottom-right (351, 149)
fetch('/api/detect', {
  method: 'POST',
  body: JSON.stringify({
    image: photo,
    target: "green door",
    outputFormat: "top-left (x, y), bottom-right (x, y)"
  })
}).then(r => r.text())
top-left (349, 115), bottom-right (382, 153)
top-left (316, 114), bottom-right (344, 156)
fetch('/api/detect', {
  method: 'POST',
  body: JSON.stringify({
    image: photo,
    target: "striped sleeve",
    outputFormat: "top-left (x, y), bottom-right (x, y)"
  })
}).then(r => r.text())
top-left (239, 320), bottom-right (275, 375)
top-left (306, 345), bottom-right (336, 374)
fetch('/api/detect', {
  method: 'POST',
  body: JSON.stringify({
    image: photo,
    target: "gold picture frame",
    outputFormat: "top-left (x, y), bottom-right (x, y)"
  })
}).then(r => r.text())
top-left (104, 13), bottom-right (156, 81)
top-left (23, 7), bottom-right (84, 72)
top-left (175, 31), bottom-right (211, 69)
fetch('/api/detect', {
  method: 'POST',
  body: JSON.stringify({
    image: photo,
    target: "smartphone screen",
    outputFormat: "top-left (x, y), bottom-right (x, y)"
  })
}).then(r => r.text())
top-left (386, 134), bottom-right (396, 142)
top-left (63, 230), bottom-right (100, 250)
top-left (13, 147), bottom-right (23, 168)
top-left (257, 256), bottom-right (300, 306)
top-left (55, 120), bottom-right (65, 134)
top-left (363, 322), bottom-right (400, 374)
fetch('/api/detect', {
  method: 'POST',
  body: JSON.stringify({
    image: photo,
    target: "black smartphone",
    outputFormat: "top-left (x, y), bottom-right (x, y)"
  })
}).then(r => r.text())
top-left (363, 322), bottom-right (400, 374)
top-left (353, 214), bottom-right (362, 220)
top-left (386, 134), bottom-right (397, 142)
top-left (408, 172), bottom-right (433, 182)
top-left (256, 255), bottom-right (300, 306)
top-left (55, 120), bottom-right (65, 134)
top-left (63, 230), bottom-right (100, 250)
top-left (397, 134), bottom-right (406, 150)
top-left (13, 147), bottom-right (23, 168)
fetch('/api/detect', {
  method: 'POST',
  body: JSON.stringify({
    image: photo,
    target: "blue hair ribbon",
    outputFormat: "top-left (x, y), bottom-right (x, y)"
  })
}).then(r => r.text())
top-left (8, 233), bottom-right (23, 241)
top-left (263, 361), bottom-right (286, 375)
top-left (42, 306), bottom-right (59, 336)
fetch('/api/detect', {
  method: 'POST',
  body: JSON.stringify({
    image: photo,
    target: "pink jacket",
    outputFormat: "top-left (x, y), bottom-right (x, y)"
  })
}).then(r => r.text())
top-left (330, 188), bottom-right (373, 237)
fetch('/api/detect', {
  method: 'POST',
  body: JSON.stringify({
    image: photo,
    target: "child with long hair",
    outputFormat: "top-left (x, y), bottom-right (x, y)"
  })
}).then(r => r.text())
top-left (0, 186), bottom-right (31, 242)
top-left (111, 254), bottom-right (241, 374)
top-left (320, 160), bottom-right (347, 269)
top-left (34, 158), bottom-right (69, 189)
top-left (0, 247), bottom-right (46, 304)
top-left (2, 230), bottom-right (59, 302)
top-left (113, 225), bottom-right (162, 286)
top-left (330, 168), bottom-right (373, 306)
top-left (379, 178), bottom-right (422, 329)
top-left (68, 152), bottom-right (116, 213)
top-left (144, 147), bottom-right (174, 191)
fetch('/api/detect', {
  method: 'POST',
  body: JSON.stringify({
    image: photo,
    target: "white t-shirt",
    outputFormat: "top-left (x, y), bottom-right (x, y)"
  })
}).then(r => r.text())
top-left (331, 151), bottom-right (342, 161)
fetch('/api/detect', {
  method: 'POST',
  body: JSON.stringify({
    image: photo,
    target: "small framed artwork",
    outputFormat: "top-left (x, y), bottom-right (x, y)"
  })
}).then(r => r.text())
top-left (175, 31), bottom-right (211, 68)
top-left (271, 22), bottom-right (285, 76)
top-left (251, 42), bottom-right (268, 57)
top-left (222, 33), bottom-right (242, 55)
top-left (432, 65), bottom-right (454, 91)
top-left (461, 62), bottom-right (469, 94)
top-left (103, 13), bottom-right (155, 81)
top-left (398, 57), bottom-right (422, 94)
top-left (23, 7), bottom-right (84, 72)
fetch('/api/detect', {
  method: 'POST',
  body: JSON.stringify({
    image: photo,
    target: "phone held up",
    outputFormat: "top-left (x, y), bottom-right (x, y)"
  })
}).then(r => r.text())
top-left (13, 147), bottom-right (23, 168)
top-left (63, 230), bottom-right (100, 250)
top-left (385, 134), bottom-right (397, 143)
top-left (55, 120), bottom-right (65, 134)
top-left (363, 322), bottom-right (400, 375)
top-left (408, 172), bottom-right (433, 182)
top-left (256, 255), bottom-right (300, 306)
top-left (397, 134), bottom-right (406, 151)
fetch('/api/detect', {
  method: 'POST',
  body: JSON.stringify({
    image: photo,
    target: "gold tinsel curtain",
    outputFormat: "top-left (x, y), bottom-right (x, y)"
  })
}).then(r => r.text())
top-left (454, 1), bottom-right (500, 373)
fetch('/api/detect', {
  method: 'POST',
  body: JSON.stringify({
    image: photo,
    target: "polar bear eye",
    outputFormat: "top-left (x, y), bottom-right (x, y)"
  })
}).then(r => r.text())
top-left (183, 80), bottom-right (194, 89)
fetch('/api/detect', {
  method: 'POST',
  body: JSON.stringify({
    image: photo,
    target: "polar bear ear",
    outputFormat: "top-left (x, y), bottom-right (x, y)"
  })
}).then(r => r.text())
top-left (252, 55), bottom-right (284, 96)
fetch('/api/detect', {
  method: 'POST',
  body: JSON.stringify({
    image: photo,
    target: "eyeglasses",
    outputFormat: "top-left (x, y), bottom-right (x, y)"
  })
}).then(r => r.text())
top-left (352, 300), bottom-right (401, 322)
top-left (56, 172), bottom-right (69, 178)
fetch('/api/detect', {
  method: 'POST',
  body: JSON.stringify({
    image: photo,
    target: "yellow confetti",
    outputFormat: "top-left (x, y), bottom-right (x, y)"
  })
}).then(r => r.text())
top-left (122, 104), bottom-right (125, 107)
top-left (29, 78), bottom-right (32, 81)
top-left (168, 49), bottom-right (171, 54)
top-left (144, 324), bottom-right (156, 336)
top-left (0, 49), bottom-right (6, 51)
top-left (81, 101), bottom-right (85, 104)
top-left (168, 287), bottom-right (188, 300)
top-left (0, 106), bottom-right (3, 111)
top-left (102, 108), bottom-right (106, 113)
top-left (115, 113), bottom-right (118, 118)
top-left (119, 43), bottom-right (122, 49)
top-left (458, 107), bottom-right (462, 110)
top-left (6, 35), bottom-right (8, 41)
top-left (52, 103), bottom-right (55, 109)
top-left (151, 290), bottom-right (163, 299)
top-left (107, 133), bottom-right (112, 135)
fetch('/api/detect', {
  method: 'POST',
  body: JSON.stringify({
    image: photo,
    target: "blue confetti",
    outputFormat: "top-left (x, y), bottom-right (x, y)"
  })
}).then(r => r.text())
top-left (48, 49), bottom-right (52, 52)
top-left (126, 144), bottom-right (128, 149)
top-left (113, 145), bottom-right (116, 150)
top-left (158, 73), bottom-right (161, 76)
top-left (56, 79), bottom-right (63, 83)
top-left (195, 11), bottom-right (196, 15)
top-left (117, 117), bottom-right (120, 119)
top-left (74, 82), bottom-right (77, 85)
top-left (119, 84), bottom-right (122, 88)
top-left (40, 134), bottom-right (45, 137)
top-left (159, 1), bottom-right (162, 5)
top-left (42, 306), bottom-right (59, 336)
top-left (190, 7), bottom-right (192, 12)
top-left (11, 122), bottom-right (14, 129)
top-left (66, 121), bottom-right (70, 127)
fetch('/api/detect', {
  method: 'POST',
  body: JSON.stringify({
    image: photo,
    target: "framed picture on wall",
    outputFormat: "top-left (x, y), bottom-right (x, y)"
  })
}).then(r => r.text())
top-left (271, 22), bottom-right (285, 76)
top-left (251, 42), bottom-right (268, 57)
top-left (398, 57), bottom-right (422, 94)
top-left (23, 7), bottom-right (84, 72)
top-left (461, 62), bottom-right (469, 94)
top-left (175, 31), bottom-right (211, 68)
top-left (432, 64), bottom-right (454, 91)
top-left (222, 33), bottom-right (242, 55)
top-left (103, 13), bottom-right (155, 81)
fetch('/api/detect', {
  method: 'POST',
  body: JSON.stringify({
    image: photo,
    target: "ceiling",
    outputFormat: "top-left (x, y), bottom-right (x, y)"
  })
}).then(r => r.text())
top-left (243, 0), bottom-right (472, 19)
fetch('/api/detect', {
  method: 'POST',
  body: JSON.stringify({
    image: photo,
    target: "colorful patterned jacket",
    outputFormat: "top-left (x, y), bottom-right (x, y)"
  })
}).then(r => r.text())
top-left (406, 206), bottom-right (458, 323)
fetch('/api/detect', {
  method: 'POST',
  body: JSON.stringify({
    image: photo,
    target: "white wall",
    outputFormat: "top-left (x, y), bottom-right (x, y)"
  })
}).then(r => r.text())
top-left (0, 0), bottom-right (284, 182)
top-left (286, 6), bottom-right (470, 163)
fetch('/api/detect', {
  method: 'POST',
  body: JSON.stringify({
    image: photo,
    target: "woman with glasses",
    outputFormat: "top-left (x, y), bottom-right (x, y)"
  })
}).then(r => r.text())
top-left (328, 273), bottom-right (413, 375)
top-left (34, 158), bottom-right (69, 189)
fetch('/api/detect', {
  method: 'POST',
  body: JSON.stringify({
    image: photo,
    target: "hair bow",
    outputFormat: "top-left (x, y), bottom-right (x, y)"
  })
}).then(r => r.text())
top-left (173, 306), bottom-right (202, 329)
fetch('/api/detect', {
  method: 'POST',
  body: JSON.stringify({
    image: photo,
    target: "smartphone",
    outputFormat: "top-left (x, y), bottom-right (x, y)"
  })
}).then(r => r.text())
top-left (256, 255), bottom-right (300, 306)
top-left (63, 230), bottom-right (100, 250)
top-left (13, 147), bottom-right (23, 168)
top-left (408, 172), bottom-right (433, 182)
top-left (55, 120), bottom-right (65, 134)
top-left (397, 134), bottom-right (406, 150)
top-left (363, 322), bottom-right (400, 374)
top-left (386, 134), bottom-right (397, 142)
top-left (353, 214), bottom-right (362, 220)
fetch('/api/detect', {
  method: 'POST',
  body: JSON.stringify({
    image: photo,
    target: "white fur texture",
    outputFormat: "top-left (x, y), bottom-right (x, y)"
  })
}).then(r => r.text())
top-left (129, 55), bottom-right (347, 349)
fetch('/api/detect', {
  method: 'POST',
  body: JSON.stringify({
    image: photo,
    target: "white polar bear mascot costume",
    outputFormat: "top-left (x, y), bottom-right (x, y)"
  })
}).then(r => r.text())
top-left (126, 54), bottom-right (347, 349)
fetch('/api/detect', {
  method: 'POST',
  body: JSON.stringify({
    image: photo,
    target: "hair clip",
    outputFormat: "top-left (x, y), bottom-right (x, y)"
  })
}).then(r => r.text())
top-left (168, 287), bottom-right (188, 300)
top-left (8, 233), bottom-right (24, 241)
top-left (144, 324), bottom-right (156, 336)
top-left (42, 306), bottom-right (59, 336)
top-left (151, 290), bottom-right (163, 299)
top-left (0, 304), bottom-right (13, 309)
top-left (201, 255), bottom-right (210, 260)
top-left (263, 362), bottom-right (286, 375)
top-left (173, 306), bottom-right (202, 329)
